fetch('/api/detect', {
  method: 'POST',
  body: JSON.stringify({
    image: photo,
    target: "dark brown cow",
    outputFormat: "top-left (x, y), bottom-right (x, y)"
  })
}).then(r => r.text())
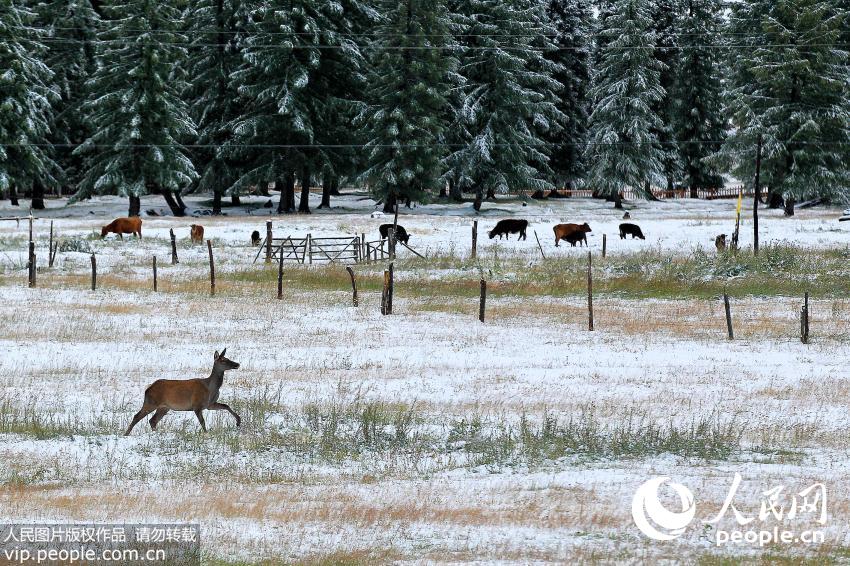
top-left (101, 217), bottom-right (142, 239)
top-left (553, 223), bottom-right (591, 247)
top-left (190, 224), bottom-right (204, 244)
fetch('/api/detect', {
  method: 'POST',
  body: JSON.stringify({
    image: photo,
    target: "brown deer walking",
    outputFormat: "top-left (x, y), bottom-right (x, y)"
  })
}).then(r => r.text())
top-left (124, 349), bottom-right (242, 435)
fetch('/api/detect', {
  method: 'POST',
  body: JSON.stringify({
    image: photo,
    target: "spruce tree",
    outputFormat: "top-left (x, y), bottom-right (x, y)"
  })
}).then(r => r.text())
top-left (674, 0), bottom-right (726, 197)
top-left (74, 0), bottom-right (197, 216)
top-left (649, 0), bottom-right (681, 194)
top-left (585, 0), bottom-right (665, 208)
top-left (545, 0), bottom-right (593, 190)
top-left (717, 0), bottom-right (850, 215)
top-left (451, 0), bottom-right (565, 207)
top-left (231, 0), bottom-right (372, 214)
top-left (361, 0), bottom-right (458, 212)
top-left (35, 0), bottom-right (99, 204)
top-left (0, 0), bottom-right (59, 207)
top-left (184, 0), bottom-right (246, 215)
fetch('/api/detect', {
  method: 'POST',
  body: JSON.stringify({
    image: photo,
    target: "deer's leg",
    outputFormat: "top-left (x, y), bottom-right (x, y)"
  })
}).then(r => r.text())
top-left (149, 408), bottom-right (169, 430)
top-left (194, 409), bottom-right (207, 432)
top-left (209, 402), bottom-right (241, 427)
top-left (125, 404), bottom-right (155, 436)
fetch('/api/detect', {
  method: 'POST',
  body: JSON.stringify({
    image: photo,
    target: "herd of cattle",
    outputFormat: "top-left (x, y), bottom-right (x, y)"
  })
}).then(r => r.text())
top-left (99, 216), bottom-right (651, 249)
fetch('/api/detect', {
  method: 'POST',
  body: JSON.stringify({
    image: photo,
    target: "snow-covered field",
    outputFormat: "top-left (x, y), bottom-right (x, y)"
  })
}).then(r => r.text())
top-left (1, 193), bottom-right (849, 563)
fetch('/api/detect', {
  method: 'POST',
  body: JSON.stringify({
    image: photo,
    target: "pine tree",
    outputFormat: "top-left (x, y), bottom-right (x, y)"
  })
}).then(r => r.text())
top-left (451, 0), bottom-right (565, 207)
top-left (231, 0), bottom-right (372, 214)
top-left (0, 0), bottom-right (59, 207)
top-left (34, 0), bottom-right (99, 205)
top-left (716, 0), bottom-right (850, 215)
top-left (184, 0), bottom-right (246, 215)
top-left (360, 0), bottom-right (458, 212)
top-left (674, 0), bottom-right (726, 197)
top-left (74, 0), bottom-right (197, 216)
top-left (545, 0), bottom-right (593, 191)
top-left (585, 0), bottom-right (665, 208)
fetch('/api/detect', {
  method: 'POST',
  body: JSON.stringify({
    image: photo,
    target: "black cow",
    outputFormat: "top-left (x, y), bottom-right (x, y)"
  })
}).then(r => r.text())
top-left (489, 219), bottom-right (528, 240)
top-left (251, 230), bottom-right (261, 246)
top-left (379, 224), bottom-right (410, 244)
top-left (619, 223), bottom-right (645, 240)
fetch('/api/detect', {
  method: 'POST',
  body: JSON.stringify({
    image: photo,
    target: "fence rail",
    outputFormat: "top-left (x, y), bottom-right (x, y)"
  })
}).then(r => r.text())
top-left (533, 186), bottom-right (750, 201)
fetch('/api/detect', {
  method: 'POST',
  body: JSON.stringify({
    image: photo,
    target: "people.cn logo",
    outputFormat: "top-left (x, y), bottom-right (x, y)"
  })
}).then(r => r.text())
top-left (632, 477), bottom-right (696, 541)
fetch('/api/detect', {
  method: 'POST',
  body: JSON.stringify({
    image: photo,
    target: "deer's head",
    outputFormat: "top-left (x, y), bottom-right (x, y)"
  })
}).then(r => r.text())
top-left (214, 348), bottom-right (240, 371)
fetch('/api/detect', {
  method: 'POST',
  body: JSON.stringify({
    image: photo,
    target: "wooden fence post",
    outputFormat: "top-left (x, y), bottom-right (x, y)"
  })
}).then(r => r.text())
top-left (152, 256), bottom-right (158, 292)
top-left (479, 279), bottom-right (486, 322)
top-left (265, 221), bottom-right (272, 263)
top-left (534, 230), bottom-right (546, 259)
top-left (724, 293), bottom-right (734, 340)
top-left (277, 243), bottom-right (284, 300)
top-left (801, 292), bottom-right (810, 344)
top-left (387, 262), bottom-right (394, 314)
top-left (90, 253), bottom-right (97, 291)
top-left (207, 240), bottom-right (216, 297)
top-left (587, 251), bottom-right (593, 331)
top-left (170, 229), bottom-right (178, 265)
top-left (472, 221), bottom-right (478, 260)
top-left (346, 266), bottom-right (358, 307)
top-left (361, 233), bottom-right (366, 262)
top-left (48, 221), bottom-right (55, 268)
top-left (307, 233), bottom-right (313, 264)
top-left (381, 269), bottom-right (390, 315)
top-left (28, 213), bottom-right (33, 243)
top-left (602, 234), bottom-right (607, 258)
top-left (27, 241), bottom-right (35, 288)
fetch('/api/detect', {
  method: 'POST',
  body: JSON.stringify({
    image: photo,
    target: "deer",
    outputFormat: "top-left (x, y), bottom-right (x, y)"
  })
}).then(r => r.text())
top-left (124, 349), bottom-right (242, 436)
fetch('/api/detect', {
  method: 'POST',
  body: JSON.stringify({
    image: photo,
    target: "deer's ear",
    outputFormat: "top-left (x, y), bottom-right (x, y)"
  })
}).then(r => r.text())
top-left (220, 347), bottom-right (227, 357)
top-left (214, 350), bottom-right (220, 359)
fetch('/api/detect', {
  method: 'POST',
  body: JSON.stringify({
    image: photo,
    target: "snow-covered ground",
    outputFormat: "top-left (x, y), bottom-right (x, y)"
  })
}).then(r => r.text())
top-left (1, 193), bottom-right (849, 563)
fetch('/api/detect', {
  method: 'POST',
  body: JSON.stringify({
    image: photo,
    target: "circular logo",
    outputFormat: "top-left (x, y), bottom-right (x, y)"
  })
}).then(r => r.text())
top-left (632, 477), bottom-right (696, 540)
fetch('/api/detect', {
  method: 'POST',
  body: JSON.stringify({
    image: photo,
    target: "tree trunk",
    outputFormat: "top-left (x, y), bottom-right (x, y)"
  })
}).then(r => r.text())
top-left (278, 171), bottom-right (295, 213)
top-left (128, 195), bottom-right (141, 217)
top-left (473, 191), bottom-right (482, 212)
top-left (767, 190), bottom-right (783, 209)
top-left (318, 175), bottom-right (332, 209)
top-left (10, 185), bottom-right (19, 206)
top-left (690, 182), bottom-right (698, 199)
top-left (258, 184), bottom-right (270, 197)
top-left (330, 177), bottom-right (341, 196)
top-left (212, 191), bottom-right (222, 215)
top-left (784, 197), bottom-right (795, 217)
top-left (31, 181), bottom-right (45, 210)
top-left (613, 191), bottom-right (623, 209)
top-left (485, 187), bottom-right (496, 200)
top-left (382, 192), bottom-right (397, 214)
top-left (438, 182), bottom-right (447, 199)
top-left (174, 192), bottom-right (187, 213)
top-left (298, 165), bottom-right (311, 213)
top-left (231, 194), bottom-right (241, 206)
top-left (162, 190), bottom-right (186, 216)
top-left (449, 178), bottom-right (462, 202)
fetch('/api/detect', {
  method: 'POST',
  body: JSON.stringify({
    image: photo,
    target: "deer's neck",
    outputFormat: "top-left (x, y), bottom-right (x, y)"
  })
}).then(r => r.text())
top-left (206, 367), bottom-right (225, 393)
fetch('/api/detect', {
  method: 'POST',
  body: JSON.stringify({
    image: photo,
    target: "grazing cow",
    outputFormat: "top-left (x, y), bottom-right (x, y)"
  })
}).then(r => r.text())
top-left (553, 223), bottom-right (592, 247)
top-left (489, 219), bottom-right (528, 240)
top-left (619, 223), bottom-right (645, 240)
top-left (379, 224), bottom-right (410, 244)
top-left (251, 230), bottom-right (261, 246)
top-left (715, 234), bottom-right (727, 252)
top-left (101, 217), bottom-right (142, 239)
top-left (190, 224), bottom-right (204, 244)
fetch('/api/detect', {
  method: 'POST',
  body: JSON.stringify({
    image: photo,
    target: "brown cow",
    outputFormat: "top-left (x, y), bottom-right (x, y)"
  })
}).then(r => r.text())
top-left (553, 223), bottom-right (591, 247)
top-left (190, 224), bottom-right (204, 244)
top-left (101, 217), bottom-right (142, 240)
